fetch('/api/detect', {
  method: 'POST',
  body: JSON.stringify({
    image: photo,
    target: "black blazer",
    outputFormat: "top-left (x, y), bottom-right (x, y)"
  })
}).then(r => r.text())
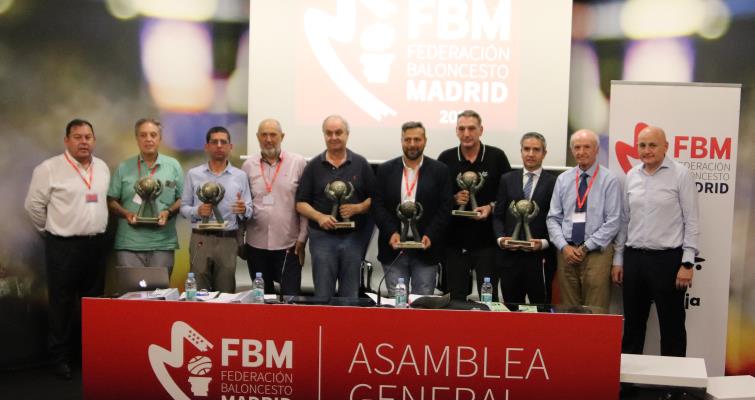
top-left (493, 169), bottom-right (556, 245)
top-left (372, 156), bottom-right (453, 264)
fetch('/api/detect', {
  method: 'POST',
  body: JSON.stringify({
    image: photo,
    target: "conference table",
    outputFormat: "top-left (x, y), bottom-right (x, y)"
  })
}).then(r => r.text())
top-left (82, 296), bottom-right (622, 400)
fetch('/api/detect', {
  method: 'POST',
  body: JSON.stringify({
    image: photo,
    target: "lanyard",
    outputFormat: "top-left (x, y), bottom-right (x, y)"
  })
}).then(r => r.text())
top-left (64, 152), bottom-right (93, 190)
top-left (403, 166), bottom-right (420, 198)
top-left (137, 156), bottom-right (159, 178)
top-left (260, 156), bottom-right (284, 193)
top-left (575, 165), bottom-right (599, 210)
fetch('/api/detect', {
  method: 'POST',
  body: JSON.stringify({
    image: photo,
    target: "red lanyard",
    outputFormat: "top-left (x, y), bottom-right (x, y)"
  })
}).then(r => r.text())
top-left (64, 152), bottom-right (93, 190)
top-left (575, 165), bottom-right (599, 210)
top-left (137, 157), bottom-right (159, 178)
top-left (260, 156), bottom-right (284, 193)
top-left (403, 166), bottom-right (420, 197)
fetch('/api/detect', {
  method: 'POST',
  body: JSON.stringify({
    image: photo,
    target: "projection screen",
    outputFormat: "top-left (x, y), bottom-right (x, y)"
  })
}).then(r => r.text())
top-left (248, 0), bottom-right (572, 165)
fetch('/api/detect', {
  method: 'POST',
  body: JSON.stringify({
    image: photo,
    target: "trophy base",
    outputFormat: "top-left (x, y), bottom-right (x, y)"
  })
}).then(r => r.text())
top-left (452, 210), bottom-right (481, 218)
top-left (396, 241), bottom-right (425, 249)
top-left (197, 221), bottom-right (228, 230)
top-left (134, 217), bottom-right (159, 225)
top-left (334, 221), bottom-right (356, 229)
top-left (503, 239), bottom-right (536, 249)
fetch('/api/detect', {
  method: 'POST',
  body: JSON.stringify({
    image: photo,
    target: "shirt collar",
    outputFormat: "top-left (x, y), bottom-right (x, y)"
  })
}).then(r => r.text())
top-left (319, 149), bottom-right (352, 166)
top-left (138, 153), bottom-right (162, 166)
top-left (259, 150), bottom-right (285, 166)
top-left (522, 167), bottom-right (542, 177)
top-left (402, 155), bottom-right (424, 171)
top-left (64, 150), bottom-right (91, 168)
top-left (203, 160), bottom-right (231, 175)
top-left (456, 142), bottom-right (486, 163)
top-left (578, 162), bottom-right (599, 177)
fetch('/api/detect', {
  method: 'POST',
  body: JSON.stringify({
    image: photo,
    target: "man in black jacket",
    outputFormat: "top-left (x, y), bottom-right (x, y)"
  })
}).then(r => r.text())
top-left (373, 122), bottom-right (453, 295)
top-left (493, 132), bottom-right (557, 304)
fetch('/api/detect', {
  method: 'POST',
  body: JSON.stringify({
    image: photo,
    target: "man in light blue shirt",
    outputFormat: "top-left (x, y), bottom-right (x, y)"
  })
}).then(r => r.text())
top-left (181, 126), bottom-right (252, 292)
top-left (612, 125), bottom-right (699, 357)
top-left (547, 129), bottom-right (621, 312)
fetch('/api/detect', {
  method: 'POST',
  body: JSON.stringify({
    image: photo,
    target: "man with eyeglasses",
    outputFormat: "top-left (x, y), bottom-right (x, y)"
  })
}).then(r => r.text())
top-left (181, 126), bottom-right (252, 293)
top-left (107, 118), bottom-right (183, 276)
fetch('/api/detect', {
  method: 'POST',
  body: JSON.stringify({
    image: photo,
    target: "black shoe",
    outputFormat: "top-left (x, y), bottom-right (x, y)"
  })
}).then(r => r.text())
top-left (53, 362), bottom-right (72, 380)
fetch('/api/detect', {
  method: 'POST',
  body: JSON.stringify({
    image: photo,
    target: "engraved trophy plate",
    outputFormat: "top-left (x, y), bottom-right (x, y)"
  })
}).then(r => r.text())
top-left (395, 201), bottom-right (425, 249)
top-left (134, 176), bottom-right (162, 225)
top-left (325, 180), bottom-right (356, 229)
top-left (503, 199), bottom-right (540, 249)
top-left (196, 182), bottom-right (227, 230)
top-left (452, 171), bottom-right (484, 218)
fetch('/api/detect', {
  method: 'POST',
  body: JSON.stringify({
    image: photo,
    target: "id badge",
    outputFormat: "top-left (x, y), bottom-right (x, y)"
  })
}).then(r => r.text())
top-left (262, 194), bottom-right (274, 206)
top-left (572, 212), bottom-right (586, 223)
top-left (132, 193), bottom-right (143, 205)
top-left (86, 193), bottom-right (99, 203)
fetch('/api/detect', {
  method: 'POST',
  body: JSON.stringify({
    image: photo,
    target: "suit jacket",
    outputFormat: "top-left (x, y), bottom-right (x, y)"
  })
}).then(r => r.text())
top-left (493, 169), bottom-right (557, 266)
top-left (372, 156), bottom-right (453, 264)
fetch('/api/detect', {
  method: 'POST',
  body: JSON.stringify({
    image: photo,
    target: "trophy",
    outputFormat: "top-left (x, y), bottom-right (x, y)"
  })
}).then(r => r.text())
top-left (324, 180), bottom-right (356, 229)
top-left (395, 201), bottom-right (425, 249)
top-left (451, 171), bottom-right (485, 217)
top-left (503, 199), bottom-right (540, 249)
top-left (134, 176), bottom-right (163, 224)
top-left (196, 182), bottom-right (227, 230)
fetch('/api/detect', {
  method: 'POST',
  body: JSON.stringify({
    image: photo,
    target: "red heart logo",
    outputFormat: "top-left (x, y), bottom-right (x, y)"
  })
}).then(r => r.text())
top-left (615, 122), bottom-right (648, 173)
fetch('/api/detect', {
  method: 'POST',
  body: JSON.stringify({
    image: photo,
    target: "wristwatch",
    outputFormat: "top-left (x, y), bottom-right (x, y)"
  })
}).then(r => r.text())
top-left (682, 262), bottom-right (694, 269)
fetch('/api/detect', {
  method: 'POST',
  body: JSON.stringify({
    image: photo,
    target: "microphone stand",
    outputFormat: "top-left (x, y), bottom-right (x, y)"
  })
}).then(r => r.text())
top-left (376, 250), bottom-right (404, 307)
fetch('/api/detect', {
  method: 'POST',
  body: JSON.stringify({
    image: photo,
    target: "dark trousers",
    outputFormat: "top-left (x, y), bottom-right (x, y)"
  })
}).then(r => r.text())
top-left (622, 247), bottom-right (687, 357)
top-left (445, 246), bottom-right (497, 301)
top-left (245, 245), bottom-right (302, 296)
top-left (44, 233), bottom-right (106, 364)
top-left (500, 250), bottom-right (548, 304)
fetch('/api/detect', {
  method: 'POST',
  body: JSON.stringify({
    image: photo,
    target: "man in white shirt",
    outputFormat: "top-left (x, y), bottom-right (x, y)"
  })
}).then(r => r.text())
top-left (25, 119), bottom-right (111, 379)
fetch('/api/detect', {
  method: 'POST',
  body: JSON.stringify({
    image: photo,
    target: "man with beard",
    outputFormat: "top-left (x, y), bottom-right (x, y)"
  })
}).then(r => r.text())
top-left (241, 119), bottom-right (308, 295)
top-left (296, 115), bottom-right (375, 298)
top-left (107, 118), bottom-right (183, 275)
top-left (25, 118), bottom-right (110, 379)
top-left (373, 122), bottom-right (453, 296)
top-left (181, 126), bottom-right (252, 293)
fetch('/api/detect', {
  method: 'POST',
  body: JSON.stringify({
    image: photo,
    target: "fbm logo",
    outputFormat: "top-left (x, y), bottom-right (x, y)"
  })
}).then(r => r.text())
top-left (149, 321), bottom-right (215, 400)
top-left (615, 122), bottom-right (732, 172)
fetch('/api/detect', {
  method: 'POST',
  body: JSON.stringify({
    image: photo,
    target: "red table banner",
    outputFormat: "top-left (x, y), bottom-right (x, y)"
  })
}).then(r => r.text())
top-left (83, 298), bottom-right (622, 400)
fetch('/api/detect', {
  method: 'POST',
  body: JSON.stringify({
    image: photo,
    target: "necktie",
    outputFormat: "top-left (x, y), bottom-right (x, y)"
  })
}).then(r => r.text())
top-left (572, 172), bottom-right (589, 244)
top-left (523, 172), bottom-right (534, 200)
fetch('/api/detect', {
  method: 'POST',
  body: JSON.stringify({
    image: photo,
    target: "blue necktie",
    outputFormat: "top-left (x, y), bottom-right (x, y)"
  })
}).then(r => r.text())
top-left (571, 172), bottom-right (588, 244)
top-left (523, 172), bottom-right (534, 200)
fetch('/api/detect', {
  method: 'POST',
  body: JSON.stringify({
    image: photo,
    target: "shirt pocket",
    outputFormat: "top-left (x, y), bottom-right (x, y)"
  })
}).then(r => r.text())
top-left (157, 181), bottom-right (177, 208)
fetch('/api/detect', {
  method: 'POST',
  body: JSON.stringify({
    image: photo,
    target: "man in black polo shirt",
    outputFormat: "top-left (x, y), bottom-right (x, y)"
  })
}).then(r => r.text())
top-left (296, 115), bottom-right (375, 298)
top-left (438, 110), bottom-right (512, 301)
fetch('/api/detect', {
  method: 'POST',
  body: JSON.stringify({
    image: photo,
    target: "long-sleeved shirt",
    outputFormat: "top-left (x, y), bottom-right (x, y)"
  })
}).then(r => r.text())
top-left (180, 162), bottom-right (252, 230)
top-left (241, 151), bottom-right (308, 250)
top-left (25, 151), bottom-right (110, 236)
top-left (546, 162), bottom-right (622, 251)
top-left (613, 156), bottom-right (699, 266)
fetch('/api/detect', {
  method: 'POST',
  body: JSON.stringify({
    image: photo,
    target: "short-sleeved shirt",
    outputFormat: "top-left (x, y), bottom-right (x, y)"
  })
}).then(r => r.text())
top-left (295, 149), bottom-right (375, 233)
top-left (107, 153), bottom-right (184, 251)
top-left (438, 144), bottom-right (512, 249)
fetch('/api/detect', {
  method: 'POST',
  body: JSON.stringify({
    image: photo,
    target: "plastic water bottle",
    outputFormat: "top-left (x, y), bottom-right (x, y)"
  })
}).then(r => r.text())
top-left (481, 277), bottom-right (493, 305)
top-left (185, 272), bottom-right (197, 301)
top-left (395, 278), bottom-right (408, 308)
top-left (252, 272), bottom-right (265, 304)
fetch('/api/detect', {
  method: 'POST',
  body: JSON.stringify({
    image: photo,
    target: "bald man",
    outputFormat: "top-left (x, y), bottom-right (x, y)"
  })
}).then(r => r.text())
top-left (613, 125), bottom-right (699, 357)
top-left (241, 119), bottom-right (308, 296)
top-left (546, 129), bottom-right (622, 313)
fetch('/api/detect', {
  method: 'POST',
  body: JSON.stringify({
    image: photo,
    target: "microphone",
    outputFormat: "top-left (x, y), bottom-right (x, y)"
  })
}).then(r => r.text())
top-left (376, 250), bottom-right (404, 307)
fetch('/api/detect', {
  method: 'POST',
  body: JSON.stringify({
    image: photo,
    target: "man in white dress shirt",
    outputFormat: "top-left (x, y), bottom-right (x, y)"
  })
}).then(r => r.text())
top-left (25, 118), bottom-right (111, 379)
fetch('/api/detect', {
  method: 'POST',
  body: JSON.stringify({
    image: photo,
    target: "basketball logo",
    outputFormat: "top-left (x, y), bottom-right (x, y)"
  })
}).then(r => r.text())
top-left (187, 355), bottom-right (212, 376)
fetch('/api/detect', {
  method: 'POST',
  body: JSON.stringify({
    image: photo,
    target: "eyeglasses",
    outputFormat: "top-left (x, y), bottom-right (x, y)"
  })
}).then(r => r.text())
top-left (208, 139), bottom-right (229, 146)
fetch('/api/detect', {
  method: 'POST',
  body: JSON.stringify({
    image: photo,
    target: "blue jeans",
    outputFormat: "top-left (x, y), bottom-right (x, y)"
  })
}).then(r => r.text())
top-left (309, 229), bottom-right (363, 298)
top-left (383, 252), bottom-right (438, 296)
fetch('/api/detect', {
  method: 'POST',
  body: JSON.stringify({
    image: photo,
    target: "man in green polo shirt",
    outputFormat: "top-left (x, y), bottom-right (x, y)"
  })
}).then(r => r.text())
top-left (107, 118), bottom-right (183, 274)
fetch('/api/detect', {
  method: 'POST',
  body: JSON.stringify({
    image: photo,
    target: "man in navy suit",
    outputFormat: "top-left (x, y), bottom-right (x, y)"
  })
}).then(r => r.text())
top-left (373, 122), bottom-right (453, 295)
top-left (493, 132), bottom-right (557, 304)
